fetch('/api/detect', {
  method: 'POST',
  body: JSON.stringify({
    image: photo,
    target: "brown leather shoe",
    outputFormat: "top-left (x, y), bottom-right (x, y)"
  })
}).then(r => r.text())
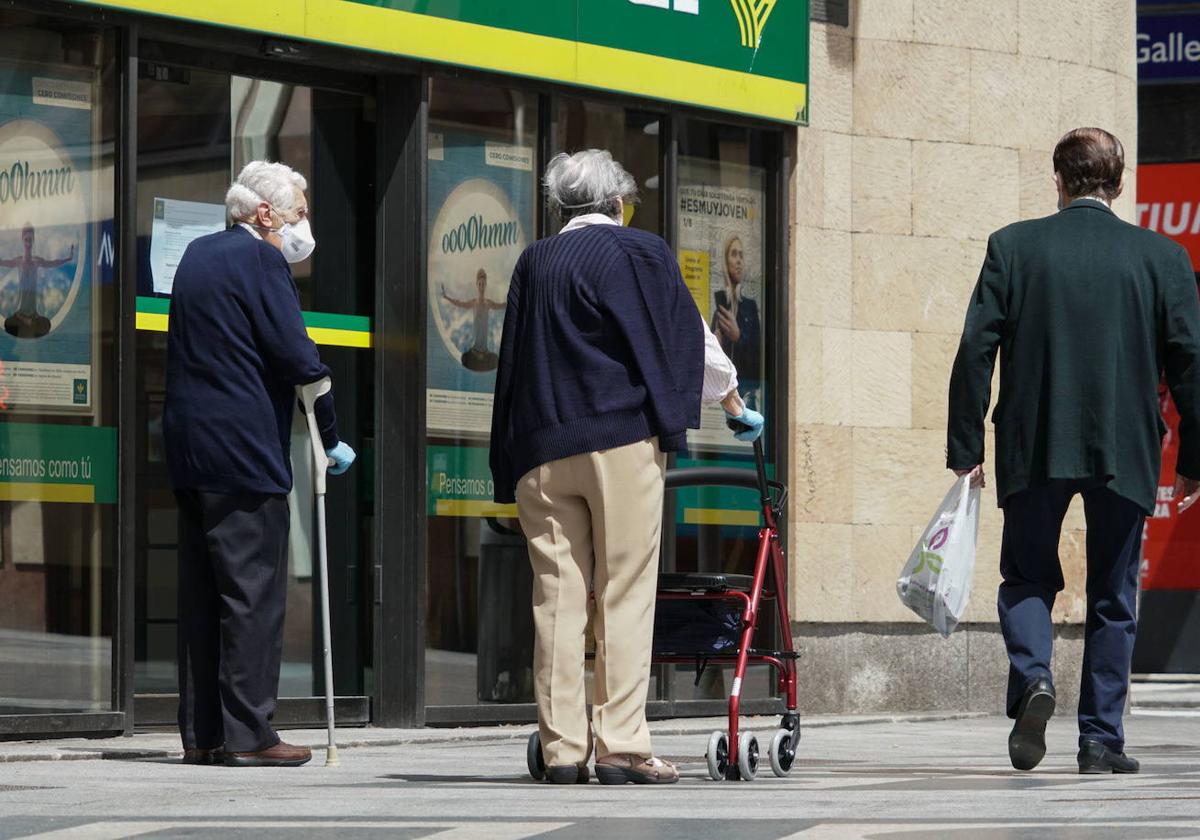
top-left (223, 741), bottom-right (312, 767)
top-left (182, 747), bottom-right (225, 766)
top-left (595, 753), bottom-right (679, 785)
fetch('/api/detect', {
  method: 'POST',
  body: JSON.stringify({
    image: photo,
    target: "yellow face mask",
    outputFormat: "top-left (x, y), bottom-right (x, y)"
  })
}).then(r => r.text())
top-left (622, 202), bottom-right (636, 227)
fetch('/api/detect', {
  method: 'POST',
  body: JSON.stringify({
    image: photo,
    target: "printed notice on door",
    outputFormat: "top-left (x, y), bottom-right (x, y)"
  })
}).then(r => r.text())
top-left (149, 197), bottom-right (227, 295)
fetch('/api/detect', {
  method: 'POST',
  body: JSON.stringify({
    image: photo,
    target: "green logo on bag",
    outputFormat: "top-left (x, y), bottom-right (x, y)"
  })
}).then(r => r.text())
top-left (913, 549), bottom-right (944, 575)
top-left (913, 525), bottom-right (949, 574)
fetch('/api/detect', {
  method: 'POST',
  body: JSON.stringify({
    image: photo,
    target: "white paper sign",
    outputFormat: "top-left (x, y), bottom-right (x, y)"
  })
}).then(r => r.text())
top-left (484, 142), bottom-right (534, 171)
top-left (32, 77), bottom-right (91, 110)
top-left (149, 197), bottom-right (226, 295)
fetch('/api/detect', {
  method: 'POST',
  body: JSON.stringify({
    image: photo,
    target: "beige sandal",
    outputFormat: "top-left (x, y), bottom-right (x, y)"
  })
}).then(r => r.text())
top-left (595, 753), bottom-right (679, 784)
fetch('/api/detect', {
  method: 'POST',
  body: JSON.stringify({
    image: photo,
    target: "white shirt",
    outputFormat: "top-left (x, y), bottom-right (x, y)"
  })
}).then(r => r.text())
top-left (559, 213), bottom-right (739, 403)
top-left (238, 221), bottom-right (262, 239)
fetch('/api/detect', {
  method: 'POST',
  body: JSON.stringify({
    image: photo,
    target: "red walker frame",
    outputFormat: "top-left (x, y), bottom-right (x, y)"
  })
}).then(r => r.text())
top-left (656, 437), bottom-right (798, 780)
top-left (524, 438), bottom-right (797, 782)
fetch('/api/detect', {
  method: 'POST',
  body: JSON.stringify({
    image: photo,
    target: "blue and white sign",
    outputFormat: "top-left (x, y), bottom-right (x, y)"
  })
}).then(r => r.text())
top-left (0, 64), bottom-right (97, 413)
top-left (1138, 13), bottom-right (1200, 83)
top-left (425, 129), bottom-right (534, 439)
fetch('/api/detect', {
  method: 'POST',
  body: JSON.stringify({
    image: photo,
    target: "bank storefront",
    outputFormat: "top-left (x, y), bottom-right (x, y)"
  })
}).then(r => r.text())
top-left (0, 0), bottom-right (805, 738)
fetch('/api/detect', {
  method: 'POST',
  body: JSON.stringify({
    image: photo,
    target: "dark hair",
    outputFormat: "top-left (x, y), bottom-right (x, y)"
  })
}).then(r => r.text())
top-left (1052, 127), bottom-right (1125, 201)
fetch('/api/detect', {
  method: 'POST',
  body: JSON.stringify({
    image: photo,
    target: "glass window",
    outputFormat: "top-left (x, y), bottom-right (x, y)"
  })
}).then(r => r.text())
top-left (670, 119), bottom-right (778, 703)
top-left (0, 13), bottom-right (117, 715)
top-left (554, 99), bottom-right (662, 235)
top-left (1140, 85), bottom-right (1200, 164)
top-left (424, 77), bottom-right (539, 706)
top-left (133, 61), bottom-right (375, 706)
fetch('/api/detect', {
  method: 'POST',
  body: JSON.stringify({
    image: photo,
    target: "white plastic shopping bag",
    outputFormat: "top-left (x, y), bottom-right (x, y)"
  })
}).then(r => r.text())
top-left (896, 475), bottom-right (981, 637)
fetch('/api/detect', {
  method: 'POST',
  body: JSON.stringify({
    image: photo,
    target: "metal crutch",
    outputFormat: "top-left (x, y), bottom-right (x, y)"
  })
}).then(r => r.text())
top-left (297, 376), bottom-right (340, 767)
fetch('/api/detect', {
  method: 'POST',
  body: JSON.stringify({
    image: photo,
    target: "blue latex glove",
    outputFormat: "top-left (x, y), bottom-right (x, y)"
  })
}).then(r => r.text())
top-left (325, 441), bottom-right (356, 475)
top-left (724, 407), bottom-right (765, 442)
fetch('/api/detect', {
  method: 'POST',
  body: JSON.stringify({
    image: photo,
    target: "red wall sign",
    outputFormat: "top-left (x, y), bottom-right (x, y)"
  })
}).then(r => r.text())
top-left (1138, 162), bottom-right (1200, 270)
top-left (1138, 163), bottom-right (1200, 590)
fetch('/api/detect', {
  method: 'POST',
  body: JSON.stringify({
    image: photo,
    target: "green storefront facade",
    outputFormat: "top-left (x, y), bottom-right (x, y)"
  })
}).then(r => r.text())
top-left (0, 0), bottom-right (806, 739)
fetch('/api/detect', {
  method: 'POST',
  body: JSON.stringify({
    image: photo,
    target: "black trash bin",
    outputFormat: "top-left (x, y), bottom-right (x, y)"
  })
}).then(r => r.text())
top-left (476, 518), bottom-right (536, 702)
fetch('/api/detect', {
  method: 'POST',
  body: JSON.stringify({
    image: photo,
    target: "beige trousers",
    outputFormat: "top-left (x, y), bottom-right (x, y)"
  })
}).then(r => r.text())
top-left (516, 437), bottom-right (666, 767)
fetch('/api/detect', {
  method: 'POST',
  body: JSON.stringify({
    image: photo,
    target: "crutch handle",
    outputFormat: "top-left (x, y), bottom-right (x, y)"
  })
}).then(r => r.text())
top-left (296, 377), bottom-right (332, 496)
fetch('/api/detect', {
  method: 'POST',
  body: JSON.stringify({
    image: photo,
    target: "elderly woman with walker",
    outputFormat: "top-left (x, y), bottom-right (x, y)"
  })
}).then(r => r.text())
top-left (489, 149), bottom-right (763, 785)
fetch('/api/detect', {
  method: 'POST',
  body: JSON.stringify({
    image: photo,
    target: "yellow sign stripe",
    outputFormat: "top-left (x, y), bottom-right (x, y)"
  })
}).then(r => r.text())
top-left (577, 43), bottom-right (806, 124)
top-left (305, 326), bottom-right (373, 349)
top-left (436, 499), bottom-right (519, 518)
top-left (309, 1), bottom-right (578, 86)
top-left (76, 0), bottom-right (806, 123)
top-left (136, 311), bottom-right (169, 333)
top-left (684, 508), bottom-right (760, 526)
top-left (136, 312), bottom-right (371, 348)
top-left (0, 483), bottom-right (95, 503)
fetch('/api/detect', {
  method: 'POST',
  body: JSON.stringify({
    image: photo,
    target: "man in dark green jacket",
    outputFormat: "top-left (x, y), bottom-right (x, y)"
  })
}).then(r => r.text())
top-left (948, 127), bottom-right (1200, 775)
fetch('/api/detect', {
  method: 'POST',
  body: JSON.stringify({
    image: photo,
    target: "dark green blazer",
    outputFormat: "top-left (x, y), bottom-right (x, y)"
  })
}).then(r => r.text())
top-left (947, 199), bottom-right (1200, 514)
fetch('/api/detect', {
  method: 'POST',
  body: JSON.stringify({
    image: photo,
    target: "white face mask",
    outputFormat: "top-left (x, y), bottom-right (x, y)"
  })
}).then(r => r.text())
top-left (278, 216), bottom-right (315, 264)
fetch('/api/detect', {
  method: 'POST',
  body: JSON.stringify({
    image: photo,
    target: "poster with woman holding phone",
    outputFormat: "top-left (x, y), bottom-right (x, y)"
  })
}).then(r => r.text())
top-left (677, 161), bottom-right (765, 449)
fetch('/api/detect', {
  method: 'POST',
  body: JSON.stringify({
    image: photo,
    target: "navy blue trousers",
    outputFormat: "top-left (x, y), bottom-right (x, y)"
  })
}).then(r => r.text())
top-left (998, 479), bottom-right (1144, 751)
top-left (176, 489), bottom-right (290, 753)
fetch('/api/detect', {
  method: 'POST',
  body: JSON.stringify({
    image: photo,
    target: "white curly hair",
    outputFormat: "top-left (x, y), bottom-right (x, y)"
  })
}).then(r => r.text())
top-left (544, 149), bottom-right (637, 222)
top-left (225, 160), bottom-right (307, 221)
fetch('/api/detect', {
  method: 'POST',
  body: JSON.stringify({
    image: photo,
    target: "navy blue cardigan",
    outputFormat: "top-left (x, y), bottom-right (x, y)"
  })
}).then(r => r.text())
top-left (490, 224), bottom-right (704, 504)
top-left (163, 226), bottom-right (338, 496)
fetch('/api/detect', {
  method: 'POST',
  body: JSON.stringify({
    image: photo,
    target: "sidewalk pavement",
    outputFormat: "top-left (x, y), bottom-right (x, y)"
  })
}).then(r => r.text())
top-left (0, 712), bottom-right (979, 763)
top-left (4, 711), bottom-right (1200, 839)
top-left (1130, 679), bottom-right (1200, 710)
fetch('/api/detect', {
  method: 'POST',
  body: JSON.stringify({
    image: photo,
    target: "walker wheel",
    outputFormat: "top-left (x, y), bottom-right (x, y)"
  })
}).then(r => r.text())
top-left (705, 730), bottom-right (729, 781)
top-left (526, 731), bottom-right (545, 781)
top-left (737, 731), bottom-right (759, 781)
top-left (769, 727), bottom-right (796, 777)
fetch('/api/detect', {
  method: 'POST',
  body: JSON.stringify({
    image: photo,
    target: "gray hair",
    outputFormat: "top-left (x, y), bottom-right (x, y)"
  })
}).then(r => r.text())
top-left (225, 160), bottom-right (308, 221)
top-left (544, 150), bottom-right (637, 221)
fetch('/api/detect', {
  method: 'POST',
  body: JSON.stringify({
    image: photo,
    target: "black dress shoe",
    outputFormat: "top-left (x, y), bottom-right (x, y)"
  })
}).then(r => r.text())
top-left (1078, 738), bottom-right (1140, 774)
top-left (1009, 677), bottom-right (1056, 771)
top-left (545, 764), bottom-right (589, 784)
top-left (182, 747), bottom-right (225, 766)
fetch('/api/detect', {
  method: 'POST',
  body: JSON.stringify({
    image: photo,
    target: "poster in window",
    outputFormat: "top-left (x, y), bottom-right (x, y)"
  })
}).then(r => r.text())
top-left (677, 158), bottom-right (766, 451)
top-left (0, 64), bottom-right (97, 414)
top-left (425, 128), bottom-right (535, 438)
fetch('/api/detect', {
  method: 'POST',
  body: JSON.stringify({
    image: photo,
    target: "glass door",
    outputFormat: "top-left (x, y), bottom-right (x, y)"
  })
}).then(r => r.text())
top-left (131, 49), bottom-right (376, 726)
top-left (668, 118), bottom-right (783, 708)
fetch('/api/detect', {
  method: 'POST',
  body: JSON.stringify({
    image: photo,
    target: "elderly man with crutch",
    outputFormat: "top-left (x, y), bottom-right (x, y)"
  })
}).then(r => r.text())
top-left (164, 160), bottom-right (356, 767)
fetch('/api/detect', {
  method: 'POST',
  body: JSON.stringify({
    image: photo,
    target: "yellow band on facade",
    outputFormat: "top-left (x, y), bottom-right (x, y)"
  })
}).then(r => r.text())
top-left (683, 508), bottom-right (761, 526)
top-left (435, 499), bottom-right (519, 518)
top-left (575, 43), bottom-right (806, 123)
top-left (0, 483), bottom-right (96, 503)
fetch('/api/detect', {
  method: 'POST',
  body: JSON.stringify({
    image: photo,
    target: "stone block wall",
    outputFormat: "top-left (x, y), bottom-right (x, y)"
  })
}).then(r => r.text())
top-left (788, 0), bottom-right (1137, 714)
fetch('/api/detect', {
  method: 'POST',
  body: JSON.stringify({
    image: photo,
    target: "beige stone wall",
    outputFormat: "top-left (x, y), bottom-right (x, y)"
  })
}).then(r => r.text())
top-left (789, 1), bottom-right (1138, 627)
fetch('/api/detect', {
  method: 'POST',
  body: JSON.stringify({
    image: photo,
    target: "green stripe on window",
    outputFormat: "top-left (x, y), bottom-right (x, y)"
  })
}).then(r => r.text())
top-left (301, 311), bottom-right (371, 332)
top-left (137, 296), bottom-right (171, 315)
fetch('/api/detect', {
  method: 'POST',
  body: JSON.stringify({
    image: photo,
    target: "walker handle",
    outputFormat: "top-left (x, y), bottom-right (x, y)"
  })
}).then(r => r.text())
top-left (725, 418), bottom-right (771, 504)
